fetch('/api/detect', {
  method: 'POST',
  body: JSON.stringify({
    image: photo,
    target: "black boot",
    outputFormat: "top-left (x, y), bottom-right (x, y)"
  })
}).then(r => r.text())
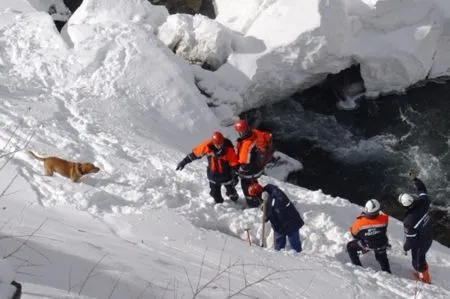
top-left (225, 184), bottom-right (238, 202)
top-left (375, 249), bottom-right (391, 273)
top-left (347, 240), bottom-right (363, 266)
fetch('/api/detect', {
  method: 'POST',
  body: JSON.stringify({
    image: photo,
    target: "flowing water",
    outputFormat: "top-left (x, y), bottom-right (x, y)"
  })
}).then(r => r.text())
top-left (252, 79), bottom-right (450, 246)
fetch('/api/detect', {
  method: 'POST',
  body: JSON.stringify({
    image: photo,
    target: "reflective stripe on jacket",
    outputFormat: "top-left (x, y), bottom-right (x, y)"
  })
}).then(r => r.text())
top-left (350, 213), bottom-right (389, 250)
top-left (403, 178), bottom-right (433, 251)
top-left (192, 138), bottom-right (238, 183)
top-left (236, 129), bottom-right (271, 177)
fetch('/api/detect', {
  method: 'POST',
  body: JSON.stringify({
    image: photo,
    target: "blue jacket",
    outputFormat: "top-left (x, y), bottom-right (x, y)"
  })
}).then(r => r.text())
top-left (263, 184), bottom-right (304, 234)
top-left (403, 178), bottom-right (433, 252)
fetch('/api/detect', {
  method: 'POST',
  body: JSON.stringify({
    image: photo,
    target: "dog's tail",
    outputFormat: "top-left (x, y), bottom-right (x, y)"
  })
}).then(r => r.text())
top-left (27, 151), bottom-right (46, 161)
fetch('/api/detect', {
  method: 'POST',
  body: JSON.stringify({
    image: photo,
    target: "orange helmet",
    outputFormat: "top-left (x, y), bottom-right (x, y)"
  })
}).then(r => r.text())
top-left (211, 131), bottom-right (225, 147)
top-left (248, 182), bottom-right (263, 196)
top-left (234, 119), bottom-right (249, 133)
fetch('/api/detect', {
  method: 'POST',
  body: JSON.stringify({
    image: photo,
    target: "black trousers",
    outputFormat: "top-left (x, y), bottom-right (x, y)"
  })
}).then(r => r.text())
top-left (240, 178), bottom-right (261, 207)
top-left (347, 240), bottom-right (391, 273)
top-left (411, 239), bottom-right (432, 272)
top-left (209, 181), bottom-right (238, 203)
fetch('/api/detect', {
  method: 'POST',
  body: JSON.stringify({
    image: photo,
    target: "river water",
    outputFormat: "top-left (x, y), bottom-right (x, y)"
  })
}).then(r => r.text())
top-left (253, 79), bottom-right (450, 246)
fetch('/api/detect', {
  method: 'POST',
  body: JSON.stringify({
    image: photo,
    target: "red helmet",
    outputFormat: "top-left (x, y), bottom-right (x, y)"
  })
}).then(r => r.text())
top-left (234, 119), bottom-right (249, 133)
top-left (211, 131), bottom-right (225, 146)
top-left (248, 182), bottom-right (263, 196)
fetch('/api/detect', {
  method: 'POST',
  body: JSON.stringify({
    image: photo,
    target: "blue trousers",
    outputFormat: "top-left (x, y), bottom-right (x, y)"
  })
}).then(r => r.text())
top-left (274, 230), bottom-right (302, 252)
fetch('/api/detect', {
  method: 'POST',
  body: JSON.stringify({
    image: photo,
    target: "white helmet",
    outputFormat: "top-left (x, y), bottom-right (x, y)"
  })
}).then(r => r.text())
top-left (364, 199), bottom-right (381, 217)
top-left (398, 193), bottom-right (414, 207)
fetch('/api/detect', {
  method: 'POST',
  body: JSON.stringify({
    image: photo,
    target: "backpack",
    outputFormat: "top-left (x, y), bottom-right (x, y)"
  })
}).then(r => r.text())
top-left (253, 129), bottom-right (272, 153)
top-left (253, 129), bottom-right (273, 166)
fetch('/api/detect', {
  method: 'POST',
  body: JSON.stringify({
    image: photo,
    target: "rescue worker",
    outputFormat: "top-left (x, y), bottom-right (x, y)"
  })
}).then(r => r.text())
top-left (398, 172), bottom-right (433, 283)
top-left (176, 132), bottom-right (239, 204)
top-left (347, 199), bottom-right (391, 273)
top-left (248, 182), bottom-right (304, 252)
top-left (234, 119), bottom-right (274, 207)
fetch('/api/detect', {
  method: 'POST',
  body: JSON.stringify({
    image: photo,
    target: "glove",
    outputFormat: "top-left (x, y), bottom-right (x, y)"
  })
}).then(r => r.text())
top-left (403, 243), bottom-right (410, 253)
top-left (260, 202), bottom-right (266, 212)
top-left (359, 248), bottom-right (369, 255)
top-left (408, 171), bottom-right (417, 180)
top-left (176, 155), bottom-right (192, 171)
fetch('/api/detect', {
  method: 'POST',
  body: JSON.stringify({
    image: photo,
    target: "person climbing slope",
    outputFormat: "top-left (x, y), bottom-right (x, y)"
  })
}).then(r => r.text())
top-left (176, 132), bottom-right (239, 204)
top-left (234, 119), bottom-right (273, 207)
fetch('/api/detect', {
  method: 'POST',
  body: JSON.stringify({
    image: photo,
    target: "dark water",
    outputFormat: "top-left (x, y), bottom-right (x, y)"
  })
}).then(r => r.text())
top-left (252, 79), bottom-right (450, 246)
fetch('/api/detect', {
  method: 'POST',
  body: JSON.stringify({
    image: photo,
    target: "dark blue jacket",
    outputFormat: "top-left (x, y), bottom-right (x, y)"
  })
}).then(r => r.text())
top-left (263, 184), bottom-right (304, 234)
top-left (403, 178), bottom-right (433, 252)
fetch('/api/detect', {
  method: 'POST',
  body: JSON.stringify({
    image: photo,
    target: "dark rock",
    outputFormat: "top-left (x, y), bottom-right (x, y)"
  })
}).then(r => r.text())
top-left (149, 0), bottom-right (215, 18)
top-left (63, 0), bottom-right (83, 14)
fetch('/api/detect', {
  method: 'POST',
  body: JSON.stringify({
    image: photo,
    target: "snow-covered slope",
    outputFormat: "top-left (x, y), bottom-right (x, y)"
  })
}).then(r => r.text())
top-left (0, 0), bottom-right (450, 298)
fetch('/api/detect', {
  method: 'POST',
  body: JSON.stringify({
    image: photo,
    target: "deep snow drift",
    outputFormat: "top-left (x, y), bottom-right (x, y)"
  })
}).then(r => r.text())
top-left (0, 0), bottom-right (450, 298)
top-left (157, 0), bottom-right (450, 111)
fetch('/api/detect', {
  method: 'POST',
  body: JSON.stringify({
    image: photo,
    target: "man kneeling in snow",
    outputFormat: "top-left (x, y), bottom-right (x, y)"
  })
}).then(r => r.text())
top-left (347, 199), bottom-right (391, 273)
top-left (248, 182), bottom-right (304, 252)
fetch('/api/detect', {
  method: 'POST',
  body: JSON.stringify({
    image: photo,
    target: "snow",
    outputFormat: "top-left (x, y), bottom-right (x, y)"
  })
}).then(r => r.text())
top-left (212, 0), bottom-right (450, 108)
top-left (158, 14), bottom-right (234, 70)
top-left (0, 0), bottom-right (450, 298)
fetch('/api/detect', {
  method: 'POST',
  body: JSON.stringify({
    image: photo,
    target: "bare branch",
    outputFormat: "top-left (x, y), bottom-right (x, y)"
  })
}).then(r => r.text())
top-left (161, 277), bottom-right (173, 299)
top-left (191, 260), bottom-right (241, 299)
top-left (68, 266), bottom-right (73, 293)
top-left (134, 280), bottom-right (154, 299)
top-left (107, 272), bottom-right (123, 299)
top-left (3, 219), bottom-right (48, 259)
top-left (217, 239), bottom-right (227, 272)
top-left (195, 247), bottom-right (208, 292)
top-left (184, 268), bottom-right (195, 295)
top-left (78, 254), bottom-right (108, 295)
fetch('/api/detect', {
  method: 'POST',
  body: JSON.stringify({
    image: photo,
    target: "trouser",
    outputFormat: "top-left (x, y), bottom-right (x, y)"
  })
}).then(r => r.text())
top-left (209, 181), bottom-right (238, 204)
top-left (347, 240), bottom-right (391, 273)
top-left (411, 239), bottom-right (432, 272)
top-left (240, 178), bottom-right (262, 208)
top-left (274, 230), bottom-right (302, 252)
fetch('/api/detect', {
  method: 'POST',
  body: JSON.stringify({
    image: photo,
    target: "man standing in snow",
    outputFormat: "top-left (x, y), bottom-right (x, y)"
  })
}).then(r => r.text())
top-left (398, 172), bottom-right (433, 284)
top-left (176, 132), bottom-right (239, 204)
top-left (234, 119), bottom-right (274, 208)
top-left (347, 199), bottom-right (391, 273)
top-left (248, 182), bottom-right (304, 252)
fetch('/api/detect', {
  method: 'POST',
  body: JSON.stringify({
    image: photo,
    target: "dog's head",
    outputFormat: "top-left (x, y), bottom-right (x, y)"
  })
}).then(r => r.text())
top-left (79, 163), bottom-right (100, 175)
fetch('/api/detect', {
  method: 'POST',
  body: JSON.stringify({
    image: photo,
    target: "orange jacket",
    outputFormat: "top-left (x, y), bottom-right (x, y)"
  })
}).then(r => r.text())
top-left (192, 138), bottom-right (238, 175)
top-left (350, 213), bottom-right (389, 249)
top-left (236, 129), bottom-right (271, 164)
top-left (236, 129), bottom-right (272, 178)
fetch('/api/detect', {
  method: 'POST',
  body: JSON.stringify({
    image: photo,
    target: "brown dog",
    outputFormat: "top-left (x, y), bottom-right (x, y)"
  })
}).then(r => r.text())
top-left (28, 151), bottom-right (100, 182)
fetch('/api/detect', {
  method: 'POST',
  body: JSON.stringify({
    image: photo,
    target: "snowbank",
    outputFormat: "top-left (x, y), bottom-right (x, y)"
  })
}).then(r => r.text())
top-left (0, 0), bottom-right (36, 12)
top-left (66, 0), bottom-right (168, 46)
top-left (66, 0), bottom-right (220, 151)
top-left (211, 0), bottom-right (450, 109)
top-left (27, 0), bottom-right (70, 21)
top-left (0, 0), bottom-right (69, 92)
top-left (158, 14), bottom-right (234, 70)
